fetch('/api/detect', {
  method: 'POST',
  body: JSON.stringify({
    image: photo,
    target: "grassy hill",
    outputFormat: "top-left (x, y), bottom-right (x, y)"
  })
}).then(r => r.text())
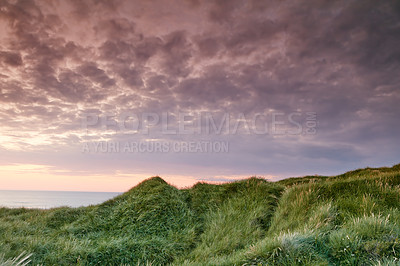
top-left (1, 164), bottom-right (400, 265)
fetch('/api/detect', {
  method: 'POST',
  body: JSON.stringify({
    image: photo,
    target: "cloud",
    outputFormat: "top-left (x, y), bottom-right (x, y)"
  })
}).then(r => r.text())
top-left (0, 0), bottom-right (399, 183)
top-left (0, 51), bottom-right (23, 66)
top-left (77, 62), bottom-right (116, 88)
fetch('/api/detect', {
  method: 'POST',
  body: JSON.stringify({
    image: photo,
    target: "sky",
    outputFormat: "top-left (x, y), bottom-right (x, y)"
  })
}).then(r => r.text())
top-left (0, 0), bottom-right (399, 192)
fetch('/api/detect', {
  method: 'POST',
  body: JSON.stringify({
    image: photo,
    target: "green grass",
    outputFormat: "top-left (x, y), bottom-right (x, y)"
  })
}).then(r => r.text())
top-left (0, 164), bottom-right (399, 265)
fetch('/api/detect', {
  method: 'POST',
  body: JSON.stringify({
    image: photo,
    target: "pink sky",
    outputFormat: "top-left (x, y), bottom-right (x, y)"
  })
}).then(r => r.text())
top-left (0, 0), bottom-right (399, 192)
top-left (0, 163), bottom-right (268, 192)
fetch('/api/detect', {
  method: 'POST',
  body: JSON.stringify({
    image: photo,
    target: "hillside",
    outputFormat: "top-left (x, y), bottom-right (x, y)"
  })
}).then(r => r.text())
top-left (1, 164), bottom-right (400, 265)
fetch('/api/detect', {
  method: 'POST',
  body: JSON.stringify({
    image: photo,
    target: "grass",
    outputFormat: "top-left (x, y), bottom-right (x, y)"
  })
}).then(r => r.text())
top-left (0, 163), bottom-right (399, 265)
top-left (0, 252), bottom-right (31, 266)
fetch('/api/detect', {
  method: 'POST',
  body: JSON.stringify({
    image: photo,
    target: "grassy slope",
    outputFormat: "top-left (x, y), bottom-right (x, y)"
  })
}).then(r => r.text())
top-left (0, 164), bottom-right (399, 265)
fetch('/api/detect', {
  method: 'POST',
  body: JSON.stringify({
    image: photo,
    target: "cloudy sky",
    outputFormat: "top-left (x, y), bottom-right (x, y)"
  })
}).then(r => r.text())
top-left (0, 0), bottom-right (399, 191)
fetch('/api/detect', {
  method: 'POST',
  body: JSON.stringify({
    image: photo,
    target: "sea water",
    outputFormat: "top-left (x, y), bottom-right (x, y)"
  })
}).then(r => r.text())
top-left (0, 190), bottom-right (121, 209)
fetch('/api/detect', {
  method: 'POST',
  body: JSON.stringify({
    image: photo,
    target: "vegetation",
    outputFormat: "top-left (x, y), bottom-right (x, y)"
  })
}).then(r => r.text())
top-left (0, 164), bottom-right (399, 265)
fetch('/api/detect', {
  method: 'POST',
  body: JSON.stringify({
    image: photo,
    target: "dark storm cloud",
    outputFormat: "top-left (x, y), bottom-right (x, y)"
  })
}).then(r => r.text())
top-left (0, 0), bottom-right (399, 177)
top-left (174, 64), bottom-right (249, 109)
top-left (77, 62), bottom-right (115, 88)
top-left (116, 66), bottom-right (144, 88)
top-left (160, 31), bottom-right (193, 77)
top-left (99, 40), bottom-right (136, 64)
top-left (94, 18), bottom-right (136, 40)
top-left (0, 51), bottom-right (23, 66)
top-left (196, 37), bottom-right (220, 57)
top-left (208, 0), bottom-right (243, 23)
top-left (56, 69), bottom-right (103, 102)
top-left (134, 37), bottom-right (163, 62)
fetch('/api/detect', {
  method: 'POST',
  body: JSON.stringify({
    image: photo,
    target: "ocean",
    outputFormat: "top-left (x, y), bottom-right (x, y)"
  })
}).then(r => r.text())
top-left (0, 190), bottom-right (121, 209)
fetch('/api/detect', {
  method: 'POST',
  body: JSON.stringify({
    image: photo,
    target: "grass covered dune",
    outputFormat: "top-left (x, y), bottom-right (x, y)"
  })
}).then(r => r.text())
top-left (1, 164), bottom-right (400, 265)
